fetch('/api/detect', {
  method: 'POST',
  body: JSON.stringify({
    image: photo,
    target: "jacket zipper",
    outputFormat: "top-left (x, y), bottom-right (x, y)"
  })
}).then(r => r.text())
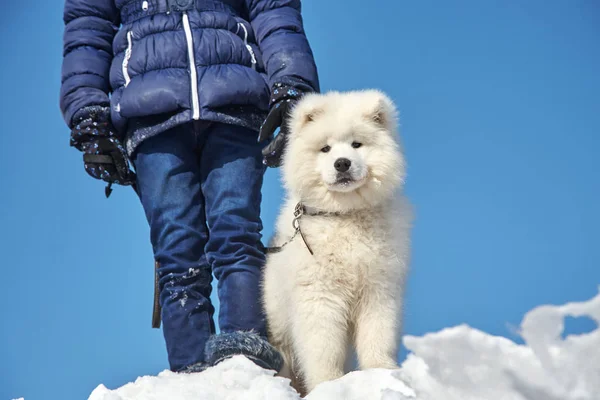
top-left (182, 13), bottom-right (200, 120)
top-left (238, 23), bottom-right (257, 70)
top-left (122, 31), bottom-right (133, 87)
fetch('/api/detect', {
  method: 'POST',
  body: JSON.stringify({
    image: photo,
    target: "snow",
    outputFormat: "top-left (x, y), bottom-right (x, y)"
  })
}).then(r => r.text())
top-left (75, 289), bottom-right (600, 399)
top-left (89, 357), bottom-right (301, 400)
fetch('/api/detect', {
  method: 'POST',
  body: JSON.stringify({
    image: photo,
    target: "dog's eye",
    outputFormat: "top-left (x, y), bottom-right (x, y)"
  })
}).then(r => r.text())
top-left (321, 145), bottom-right (331, 153)
top-left (352, 142), bottom-right (362, 149)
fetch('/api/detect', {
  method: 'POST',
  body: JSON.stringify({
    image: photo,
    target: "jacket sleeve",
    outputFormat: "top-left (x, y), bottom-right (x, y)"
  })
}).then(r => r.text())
top-left (246, 0), bottom-right (320, 93)
top-left (60, 0), bottom-right (119, 127)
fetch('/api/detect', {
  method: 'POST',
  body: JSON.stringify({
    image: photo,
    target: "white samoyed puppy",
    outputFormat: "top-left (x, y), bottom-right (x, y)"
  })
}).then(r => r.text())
top-left (262, 90), bottom-right (412, 394)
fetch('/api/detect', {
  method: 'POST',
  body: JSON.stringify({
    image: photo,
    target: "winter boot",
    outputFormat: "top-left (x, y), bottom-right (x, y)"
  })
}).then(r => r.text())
top-left (204, 331), bottom-right (283, 372)
top-left (178, 361), bottom-right (209, 374)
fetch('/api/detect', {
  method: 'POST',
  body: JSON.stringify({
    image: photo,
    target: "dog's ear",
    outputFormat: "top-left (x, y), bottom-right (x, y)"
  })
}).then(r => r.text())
top-left (290, 94), bottom-right (326, 132)
top-left (302, 107), bottom-right (323, 125)
top-left (361, 90), bottom-right (398, 129)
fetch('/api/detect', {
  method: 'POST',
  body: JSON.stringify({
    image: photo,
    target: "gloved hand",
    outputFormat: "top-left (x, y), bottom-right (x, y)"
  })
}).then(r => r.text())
top-left (70, 106), bottom-right (136, 197)
top-left (257, 83), bottom-right (304, 168)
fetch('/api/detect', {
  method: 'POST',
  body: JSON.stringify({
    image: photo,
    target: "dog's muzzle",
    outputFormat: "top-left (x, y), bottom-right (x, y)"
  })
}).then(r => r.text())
top-left (335, 170), bottom-right (355, 185)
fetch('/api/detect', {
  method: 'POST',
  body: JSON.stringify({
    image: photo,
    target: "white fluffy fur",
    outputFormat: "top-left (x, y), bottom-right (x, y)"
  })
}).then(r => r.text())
top-left (262, 90), bottom-right (412, 394)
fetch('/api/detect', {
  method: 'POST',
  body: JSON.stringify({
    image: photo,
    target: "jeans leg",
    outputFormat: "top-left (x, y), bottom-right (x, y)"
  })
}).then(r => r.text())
top-left (200, 123), bottom-right (267, 336)
top-left (133, 123), bottom-right (215, 372)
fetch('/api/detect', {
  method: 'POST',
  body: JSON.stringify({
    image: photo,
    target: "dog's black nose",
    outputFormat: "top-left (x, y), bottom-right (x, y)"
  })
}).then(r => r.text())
top-left (334, 158), bottom-right (351, 172)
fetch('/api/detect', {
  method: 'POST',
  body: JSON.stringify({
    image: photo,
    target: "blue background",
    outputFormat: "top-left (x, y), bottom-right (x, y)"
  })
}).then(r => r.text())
top-left (1, 1), bottom-right (599, 399)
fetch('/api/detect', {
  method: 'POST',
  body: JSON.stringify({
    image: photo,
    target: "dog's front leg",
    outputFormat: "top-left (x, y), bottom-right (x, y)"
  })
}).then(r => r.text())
top-left (291, 287), bottom-right (349, 392)
top-left (354, 285), bottom-right (401, 370)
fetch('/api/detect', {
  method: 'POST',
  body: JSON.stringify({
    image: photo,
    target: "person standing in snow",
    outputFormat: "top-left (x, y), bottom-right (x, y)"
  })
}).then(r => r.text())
top-left (60, 0), bottom-right (319, 373)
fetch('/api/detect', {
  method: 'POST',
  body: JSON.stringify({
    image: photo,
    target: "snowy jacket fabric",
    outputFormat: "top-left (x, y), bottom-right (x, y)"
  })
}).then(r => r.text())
top-left (60, 0), bottom-right (320, 155)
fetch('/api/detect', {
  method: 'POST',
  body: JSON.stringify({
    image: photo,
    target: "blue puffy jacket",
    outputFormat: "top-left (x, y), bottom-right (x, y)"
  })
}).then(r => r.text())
top-left (60, 0), bottom-right (320, 154)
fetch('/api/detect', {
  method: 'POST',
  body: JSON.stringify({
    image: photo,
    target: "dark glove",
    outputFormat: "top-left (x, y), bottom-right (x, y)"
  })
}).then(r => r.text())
top-left (70, 106), bottom-right (136, 197)
top-left (258, 84), bottom-right (304, 168)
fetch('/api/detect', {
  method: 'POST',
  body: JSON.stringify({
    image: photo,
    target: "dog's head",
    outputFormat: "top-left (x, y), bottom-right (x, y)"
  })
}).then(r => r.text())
top-left (282, 90), bottom-right (405, 212)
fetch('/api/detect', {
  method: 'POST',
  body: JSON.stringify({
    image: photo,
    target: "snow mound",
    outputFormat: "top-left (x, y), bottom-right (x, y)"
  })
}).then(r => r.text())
top-left (88, 289), bottom-right (600, 400)
top-left (89, 356), bottom-right (300, 400)
top-left (305, 369), bottom-right (416, 399)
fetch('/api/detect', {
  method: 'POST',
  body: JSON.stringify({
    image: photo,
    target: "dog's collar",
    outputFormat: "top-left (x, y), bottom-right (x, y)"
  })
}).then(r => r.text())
top-left (266, 202), bottom-right (345, 256)
top-left (295, 202), bottom-right (346, 218)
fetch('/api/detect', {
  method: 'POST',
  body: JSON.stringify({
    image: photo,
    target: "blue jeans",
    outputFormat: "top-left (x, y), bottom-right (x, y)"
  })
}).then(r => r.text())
top-left (133, 121), bottom-right (268, 372)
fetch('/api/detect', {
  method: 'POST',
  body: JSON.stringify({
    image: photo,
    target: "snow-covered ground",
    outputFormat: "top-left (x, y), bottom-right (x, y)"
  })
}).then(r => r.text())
top-left (77, 288), bottom-right (600, 399)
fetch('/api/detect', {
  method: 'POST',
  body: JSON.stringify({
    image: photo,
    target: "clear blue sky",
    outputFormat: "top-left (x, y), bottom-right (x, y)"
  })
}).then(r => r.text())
top-left (1, 1), bottom-right (599, 399)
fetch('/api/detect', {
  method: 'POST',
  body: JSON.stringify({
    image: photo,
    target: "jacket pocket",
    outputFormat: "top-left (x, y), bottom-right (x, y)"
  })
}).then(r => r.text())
top-left (122, 31), bottom-right (134, 87)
